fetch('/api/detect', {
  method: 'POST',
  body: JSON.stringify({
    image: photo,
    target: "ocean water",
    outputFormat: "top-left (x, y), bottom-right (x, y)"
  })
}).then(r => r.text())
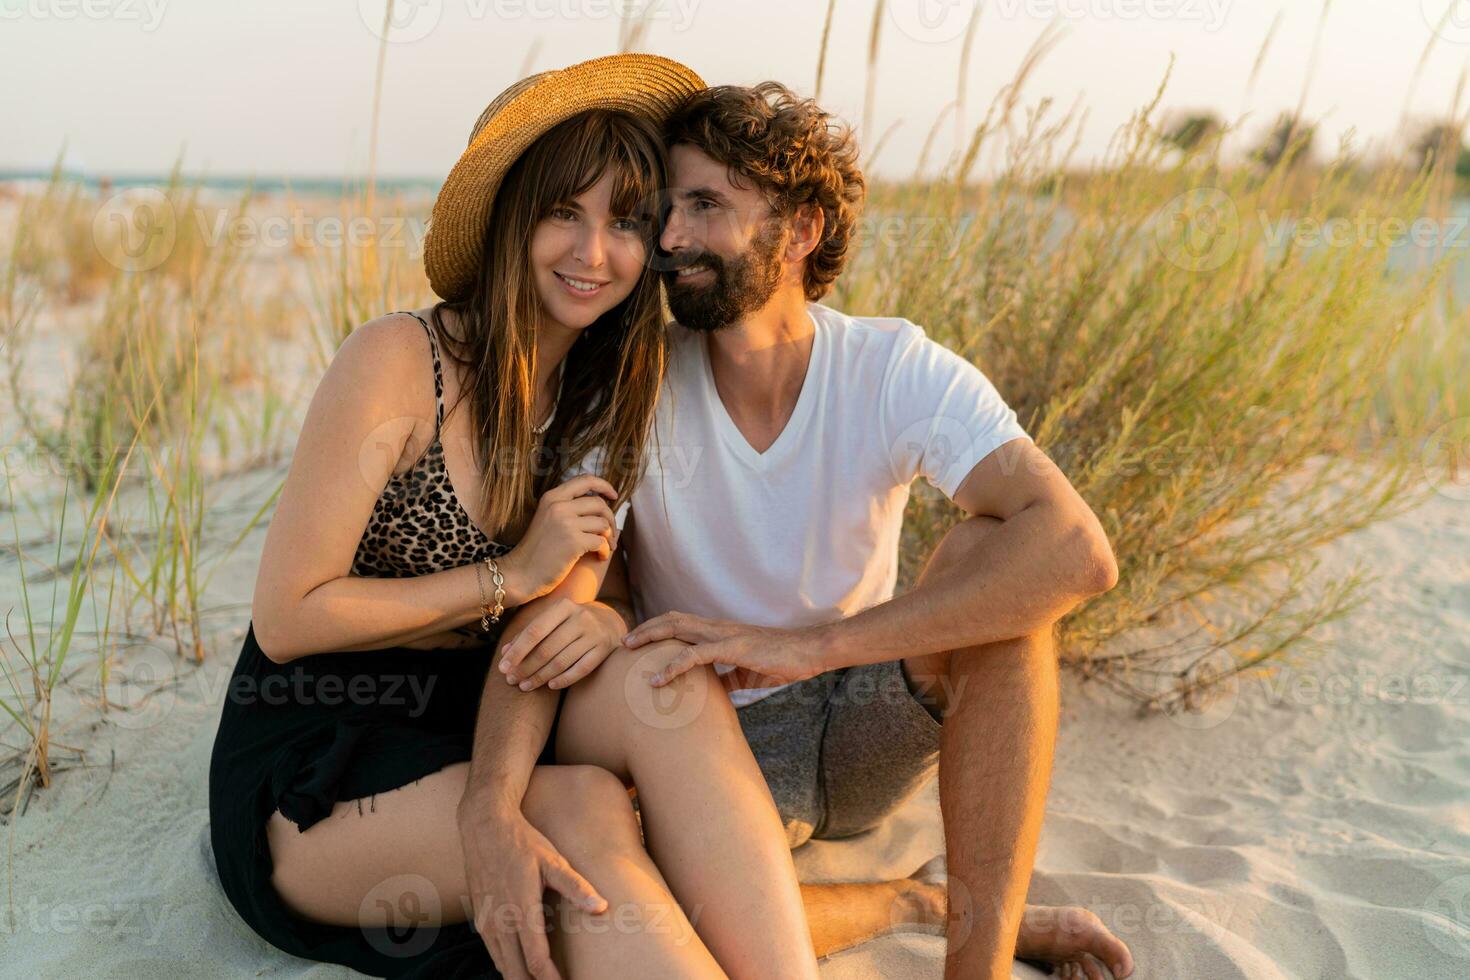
top-left (0, 168), bottom-right (442, 198)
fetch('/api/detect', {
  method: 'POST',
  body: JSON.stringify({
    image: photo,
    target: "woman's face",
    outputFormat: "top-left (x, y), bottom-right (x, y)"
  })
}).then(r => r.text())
top-left (529, 172), bottom-right (648, 332)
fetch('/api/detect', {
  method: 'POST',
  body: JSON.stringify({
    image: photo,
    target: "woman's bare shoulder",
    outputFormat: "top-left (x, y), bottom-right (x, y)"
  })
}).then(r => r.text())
top-left (317, 311), bottom-right (437, 414)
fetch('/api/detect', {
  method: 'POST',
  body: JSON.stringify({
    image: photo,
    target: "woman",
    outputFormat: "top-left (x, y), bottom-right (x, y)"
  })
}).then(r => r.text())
top-left (208, 55), bottom-right (821, 980)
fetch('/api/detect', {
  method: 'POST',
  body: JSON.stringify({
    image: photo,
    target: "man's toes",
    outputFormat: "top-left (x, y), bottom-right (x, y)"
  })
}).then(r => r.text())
top-left (1088, 925), bottom-right (1133, 977)
top-left (1080, 954), bottom-right (1107, 980)
top-left (891, 880), bottom-right (947, 927)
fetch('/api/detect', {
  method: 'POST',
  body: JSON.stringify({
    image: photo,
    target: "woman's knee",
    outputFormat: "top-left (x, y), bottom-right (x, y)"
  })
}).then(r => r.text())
top-left (571, 642), bottom-right (730, 729)
top-left (523, 764), bottom-right (640, 852)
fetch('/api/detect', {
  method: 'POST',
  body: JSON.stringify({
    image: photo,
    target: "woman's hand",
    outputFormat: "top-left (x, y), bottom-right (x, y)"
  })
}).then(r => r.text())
top-left (497, 599), bottom-right (627, 691)
top-left (500, 475), bottom-right (619, 603)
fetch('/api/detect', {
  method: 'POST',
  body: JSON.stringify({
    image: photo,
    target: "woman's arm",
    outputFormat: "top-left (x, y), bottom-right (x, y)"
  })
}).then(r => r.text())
top-left (250, 315), bottom-right (615, 663)
top-left (250, 316), bottom-right (524, 660)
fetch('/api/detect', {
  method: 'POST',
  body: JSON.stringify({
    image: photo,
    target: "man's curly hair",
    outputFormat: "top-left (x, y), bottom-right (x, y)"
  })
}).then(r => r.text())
top-left (664, 82), bottom-right (866, 301)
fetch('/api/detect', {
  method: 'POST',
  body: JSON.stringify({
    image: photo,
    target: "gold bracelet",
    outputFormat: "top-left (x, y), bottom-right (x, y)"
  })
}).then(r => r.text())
top-left (476, 555), bottom-right (493, 631)
top-left (480, 555), bottom-right (505, 630)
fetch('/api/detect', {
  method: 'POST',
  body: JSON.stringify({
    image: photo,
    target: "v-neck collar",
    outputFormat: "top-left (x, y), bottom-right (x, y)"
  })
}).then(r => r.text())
top-left (698, 306), bottom-right (823, 470)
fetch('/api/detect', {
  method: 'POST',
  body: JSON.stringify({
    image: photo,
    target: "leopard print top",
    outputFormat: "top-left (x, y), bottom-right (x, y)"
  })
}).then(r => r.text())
top-left (349, 311), bottom-right (513, 586)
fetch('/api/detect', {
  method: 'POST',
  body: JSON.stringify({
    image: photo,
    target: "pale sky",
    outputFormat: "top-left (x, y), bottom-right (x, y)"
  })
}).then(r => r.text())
top-left (5, 0), bottom-right (1470, 180)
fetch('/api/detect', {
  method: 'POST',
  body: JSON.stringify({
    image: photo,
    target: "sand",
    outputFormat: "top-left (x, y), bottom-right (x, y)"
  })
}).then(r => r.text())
top-left (1, 190), bottom-right (1466, 978)
top-left (1, 471), bottom-right (1465, 979)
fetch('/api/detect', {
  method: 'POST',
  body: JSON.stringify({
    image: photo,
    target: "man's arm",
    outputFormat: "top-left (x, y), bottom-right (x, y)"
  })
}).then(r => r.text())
top-left (457, 554), bottom-right (617, 980)
top-left (812, 437), bottom-right (1116, 669)
top-left (460, 548), bottom-right (620, 808)
top-left (624, 438), bottom-right (1118, 685)
top-left (458, 607), bottom-right (561, 812)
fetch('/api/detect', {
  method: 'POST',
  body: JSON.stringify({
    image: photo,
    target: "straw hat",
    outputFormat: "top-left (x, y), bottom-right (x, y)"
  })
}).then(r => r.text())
top-left (424, 53), bottom-right (706, 302)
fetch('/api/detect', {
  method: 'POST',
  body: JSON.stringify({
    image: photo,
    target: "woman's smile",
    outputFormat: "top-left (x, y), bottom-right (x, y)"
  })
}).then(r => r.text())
top-left (553, 270), bottom-right (611, 297)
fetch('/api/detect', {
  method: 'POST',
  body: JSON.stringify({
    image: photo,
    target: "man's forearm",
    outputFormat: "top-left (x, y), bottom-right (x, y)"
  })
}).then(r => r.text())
top-left (459, 606), bottom-right (560, 816)
top-left (813, 503), bottom-right (1113, 670)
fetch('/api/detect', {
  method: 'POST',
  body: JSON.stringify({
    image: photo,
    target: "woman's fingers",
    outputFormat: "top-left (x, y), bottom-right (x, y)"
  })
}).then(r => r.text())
top-left (547, 647), bottom-right (602, 690)
top-left (509, 623), bottom-right (581, 687)
top-left (545, 474), bottom-right (617, 503)
top-left (567, 496), bottom-right (617, 528)
top-left (499, 602), bottom-right (573, 673)
top-left (523, 638), bottom-right (598, 689)
top-left (574, 515), bottom-right (614, 538)
top-left (580, 532), bottom-right (612, 560)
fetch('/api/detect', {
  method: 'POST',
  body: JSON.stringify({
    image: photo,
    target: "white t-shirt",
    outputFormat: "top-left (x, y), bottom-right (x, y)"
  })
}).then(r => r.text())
top-left (624, 302), bottom-right (1031, 708)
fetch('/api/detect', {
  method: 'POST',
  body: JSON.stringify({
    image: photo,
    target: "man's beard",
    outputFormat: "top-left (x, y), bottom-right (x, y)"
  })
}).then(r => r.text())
top-left (661, 230), bottom-right (785, 333)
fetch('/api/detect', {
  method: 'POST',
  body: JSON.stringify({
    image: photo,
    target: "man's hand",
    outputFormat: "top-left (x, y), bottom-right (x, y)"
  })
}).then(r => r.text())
top-left (458, 798), bottom-right (606, 980)
top-left (621, 613), bottom-right (824, 689)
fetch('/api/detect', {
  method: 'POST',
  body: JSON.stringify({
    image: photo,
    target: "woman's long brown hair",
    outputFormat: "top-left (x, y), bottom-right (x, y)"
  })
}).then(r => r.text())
top-left (429, 109), bottom-right (668, 541)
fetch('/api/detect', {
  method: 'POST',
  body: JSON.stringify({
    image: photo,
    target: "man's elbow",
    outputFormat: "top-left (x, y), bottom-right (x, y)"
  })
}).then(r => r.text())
top-left (1070, 522), bottom-right (1119, 596)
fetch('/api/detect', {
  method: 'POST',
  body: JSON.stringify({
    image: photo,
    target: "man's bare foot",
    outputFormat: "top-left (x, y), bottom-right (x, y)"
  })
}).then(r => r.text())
top-left (899, 857), bottom-right (1134, 979)
top-left (892, 855), bottom-right (950, 928)
top-left (1016, 905), bottom-right (1135, 980)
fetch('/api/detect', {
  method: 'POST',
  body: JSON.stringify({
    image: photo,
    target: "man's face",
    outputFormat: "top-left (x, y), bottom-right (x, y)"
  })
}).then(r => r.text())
top-left (658, 144), bottom-right (788, 333)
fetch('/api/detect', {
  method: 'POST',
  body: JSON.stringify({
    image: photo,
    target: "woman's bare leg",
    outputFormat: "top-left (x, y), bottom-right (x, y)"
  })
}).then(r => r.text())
top-left (265, 762), bottom-right (726, 979)
top-left (553, 641), bottom-right (820, 980)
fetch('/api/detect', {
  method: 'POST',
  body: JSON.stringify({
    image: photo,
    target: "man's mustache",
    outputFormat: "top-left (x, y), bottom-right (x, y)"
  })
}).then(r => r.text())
top-left (660, 251), bottom-right (723, 277)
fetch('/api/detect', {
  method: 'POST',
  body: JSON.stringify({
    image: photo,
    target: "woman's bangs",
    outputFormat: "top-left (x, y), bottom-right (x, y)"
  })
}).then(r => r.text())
top-left (540, 113), bottom-right (662, 222)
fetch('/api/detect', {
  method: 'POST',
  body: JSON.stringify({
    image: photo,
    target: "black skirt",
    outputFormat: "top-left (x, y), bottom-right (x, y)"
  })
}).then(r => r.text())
top-left (208, 623), bottom-right (559, 979)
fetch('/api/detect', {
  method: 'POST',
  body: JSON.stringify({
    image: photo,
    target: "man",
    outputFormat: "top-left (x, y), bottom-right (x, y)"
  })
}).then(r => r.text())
top-left (474, 83), bottom-right (1135, 980)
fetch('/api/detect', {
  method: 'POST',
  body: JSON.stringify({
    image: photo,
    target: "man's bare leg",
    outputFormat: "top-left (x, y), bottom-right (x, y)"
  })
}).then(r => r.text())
top-left (900, 515), bottom-right (1132, 979)
top-left (799, 867), bottom-right (1131, 975)
top-left (799, 869), bottom-right (946, 957)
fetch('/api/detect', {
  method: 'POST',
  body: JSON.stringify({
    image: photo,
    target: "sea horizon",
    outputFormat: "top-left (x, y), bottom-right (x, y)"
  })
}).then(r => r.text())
top-left (0, 166), bottom-right (444, 196)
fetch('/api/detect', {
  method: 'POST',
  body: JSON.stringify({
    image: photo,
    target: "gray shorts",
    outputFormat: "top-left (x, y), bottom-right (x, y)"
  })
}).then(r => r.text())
top-left (736, 660), bottom-right (943, 849)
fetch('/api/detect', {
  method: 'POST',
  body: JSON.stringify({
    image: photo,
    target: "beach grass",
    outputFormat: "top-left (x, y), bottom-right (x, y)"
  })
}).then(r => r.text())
top-left (830, 6), bottom-right (1464, 713)
top-left (1, 15), bottom-right (1466, 813)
